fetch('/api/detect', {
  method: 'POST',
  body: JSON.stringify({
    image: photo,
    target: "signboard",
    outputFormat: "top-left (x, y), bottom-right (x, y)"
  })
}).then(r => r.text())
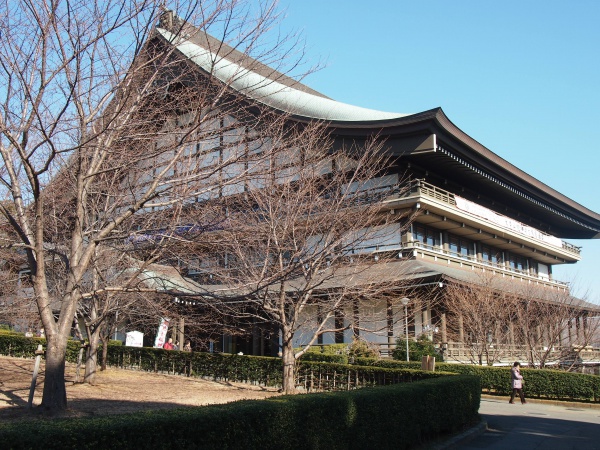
top-left (126, 331), bottom-right (144, 348)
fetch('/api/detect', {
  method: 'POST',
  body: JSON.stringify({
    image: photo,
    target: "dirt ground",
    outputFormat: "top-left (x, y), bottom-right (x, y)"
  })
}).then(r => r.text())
top-left (0, 355), bottom-right (280, 422)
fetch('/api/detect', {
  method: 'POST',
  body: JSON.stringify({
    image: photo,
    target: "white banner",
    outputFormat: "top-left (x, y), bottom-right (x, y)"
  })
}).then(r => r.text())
top-left (455, 196), bottom-right (562, 248)
top-left (153, 317), bottom-right (170, 348)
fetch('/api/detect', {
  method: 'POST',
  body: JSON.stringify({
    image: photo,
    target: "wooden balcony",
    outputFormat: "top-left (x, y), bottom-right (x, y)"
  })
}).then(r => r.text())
top-left (402, 240), bottom-right (570, 290)
top-left (382, 179), bottom-right (581, 265)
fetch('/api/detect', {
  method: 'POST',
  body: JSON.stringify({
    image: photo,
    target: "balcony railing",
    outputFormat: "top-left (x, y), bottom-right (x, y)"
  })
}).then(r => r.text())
top-left (404, 240), bottom-right (569, 288)
top-left (377, 341), bottom-right (600, 366)
top-left (398, 179), bottom-right (581, 257)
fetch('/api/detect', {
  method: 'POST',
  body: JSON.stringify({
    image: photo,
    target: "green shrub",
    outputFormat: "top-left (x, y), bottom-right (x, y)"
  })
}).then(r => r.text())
top-left (300, 352), bottom-right (348, 364)
top-left (2, 333), bottom-right (597, 403)
top-left (318, 344), bottom-right (349, 355)
top-left (354, 357), bottom-right (600, 402)
top-left (298, 344), bottom-right (349, 364)
top-left (348, 338), bottom-right (379, 359)
top-left (392, 335), bottom-right (438, 362)
top-left (0, 375), bottom-right (481, 449)
top-left (296, 361), bottom-right (455, 391)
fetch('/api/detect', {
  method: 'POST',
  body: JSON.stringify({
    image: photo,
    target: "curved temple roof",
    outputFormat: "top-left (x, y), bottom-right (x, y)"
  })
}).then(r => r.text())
top-left (155, 23), bottom-right (600, 239)
top-left (157, 28), bottom-right (409, 122)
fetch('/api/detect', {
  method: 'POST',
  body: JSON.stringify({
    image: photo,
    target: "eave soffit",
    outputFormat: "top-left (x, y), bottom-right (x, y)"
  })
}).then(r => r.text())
top-left (328, 109), bottom-right (600, 236)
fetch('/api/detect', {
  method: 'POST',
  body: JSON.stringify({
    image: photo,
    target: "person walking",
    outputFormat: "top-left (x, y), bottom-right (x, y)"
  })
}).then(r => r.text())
top-left (509, 361), bottom-right (526, 404)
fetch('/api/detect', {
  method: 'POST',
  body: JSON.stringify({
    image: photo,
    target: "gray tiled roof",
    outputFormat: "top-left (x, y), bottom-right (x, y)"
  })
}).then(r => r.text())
top-left (140, 257), bottom-right (598, 311)
top-left (157, 28), bottom-right (409, 122)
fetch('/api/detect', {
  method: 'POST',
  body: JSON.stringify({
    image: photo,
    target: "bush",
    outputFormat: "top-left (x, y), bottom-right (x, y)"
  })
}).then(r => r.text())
top-left (348, 338), bottom-right (379, 360)
top-left (298, 344), bottom-right (349, 364)
top-left (392, 335), bottom-right (437, 362)
top-left (0, 375), bottom-right (481, 449)
top-left (300, 352), bottom-right (348, 364)
top-left (297, 361), bottom-right (455, 391)
top-left (0, 334), bottom-right (85, 362)
top-left (354, 357), bottom-right (600, 402)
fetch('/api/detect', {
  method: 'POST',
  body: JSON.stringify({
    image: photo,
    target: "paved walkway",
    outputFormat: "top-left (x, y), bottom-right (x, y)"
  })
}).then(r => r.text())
top-left (454, 397), bottom-right (600, 449)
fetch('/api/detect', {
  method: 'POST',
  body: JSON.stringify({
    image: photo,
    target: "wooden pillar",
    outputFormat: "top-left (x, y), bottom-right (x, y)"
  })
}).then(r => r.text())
top-left (458, 314), bottom-right (464, 343)
top-left (414, 299), bottom-right (423, 337)
top-left (178, 317), bottom-right (185, 349)
top-left (317, 305), bottom-right (323, 345)
top-left (252, 324), bottom-right (260, 356)
top-left (334, 309), bottom-right (344, 344)
top-left (353, 298), bottom-right (360, 339)
top-left (387, 299), bottom-right (394, 347)
top-left (440, 312), bottom-right (447, 345)
top-left (171, 322), bottom-right (178, 343)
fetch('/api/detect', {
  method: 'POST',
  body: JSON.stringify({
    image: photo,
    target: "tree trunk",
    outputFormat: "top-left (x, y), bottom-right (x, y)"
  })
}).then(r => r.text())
top-left (84, 329), bottom-right (101, 385)
top-left (40, 333), bottom-right (68, 411)
top-left (281, 335), bottom-right (297, 395)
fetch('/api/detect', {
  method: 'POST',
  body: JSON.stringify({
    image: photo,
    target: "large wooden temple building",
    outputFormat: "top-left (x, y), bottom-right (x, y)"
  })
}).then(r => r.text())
top-left (145, 12), bottom-right (600, 367)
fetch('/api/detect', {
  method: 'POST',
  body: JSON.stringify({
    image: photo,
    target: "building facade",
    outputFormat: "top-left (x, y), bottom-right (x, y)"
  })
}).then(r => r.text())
top-left (146, 13), bottom-right (600, 367)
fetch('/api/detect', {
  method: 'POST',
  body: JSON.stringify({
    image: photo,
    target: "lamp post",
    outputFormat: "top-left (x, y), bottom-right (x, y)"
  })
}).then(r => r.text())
top-left (401, 297), bottom-right (410, 362)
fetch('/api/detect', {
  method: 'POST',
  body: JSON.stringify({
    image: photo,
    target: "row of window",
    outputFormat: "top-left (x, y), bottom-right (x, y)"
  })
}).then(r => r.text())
top-left (412, 224), bottom-right (548, 276)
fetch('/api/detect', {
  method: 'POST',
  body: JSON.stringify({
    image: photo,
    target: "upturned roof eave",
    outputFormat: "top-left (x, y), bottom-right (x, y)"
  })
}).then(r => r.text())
top-left (312, 108), bottom-right (600, 236)
top-left (429, 109), bottom-right (600, 232)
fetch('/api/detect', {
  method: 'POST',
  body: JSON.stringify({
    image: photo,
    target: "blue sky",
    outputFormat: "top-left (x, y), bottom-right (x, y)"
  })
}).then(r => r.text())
top-left (277, 0), bottom-right (600, 302)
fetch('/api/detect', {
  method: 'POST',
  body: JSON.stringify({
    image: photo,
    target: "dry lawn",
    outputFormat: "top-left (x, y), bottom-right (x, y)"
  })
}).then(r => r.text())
top-left (0, 355), bottom-right (280, 422)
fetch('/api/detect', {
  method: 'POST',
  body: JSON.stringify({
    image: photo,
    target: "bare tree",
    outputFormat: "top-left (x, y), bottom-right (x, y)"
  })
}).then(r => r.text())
top-left (181, 127), bottom-right (414, 394)
top-left (0, 0), bottom-right (311, 411)
top-left (443, 269), bottom-right (600, 369)
top-left (511, 282), bottom-right (600, 369)
top-left (444, 272), bottom-right (515, 366)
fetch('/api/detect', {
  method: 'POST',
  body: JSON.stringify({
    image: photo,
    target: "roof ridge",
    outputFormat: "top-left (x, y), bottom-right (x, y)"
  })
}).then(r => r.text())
top-left (158, 10), bottom-right (330, 100)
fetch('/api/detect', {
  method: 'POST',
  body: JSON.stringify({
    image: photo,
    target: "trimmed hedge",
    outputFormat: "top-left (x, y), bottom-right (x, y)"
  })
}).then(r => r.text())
top-left (2, 334), bottom-right (598, 401)
top-left (107, 345), bottom-right (452, 390)
top-left (297, 361), bottom-right (454, 391)
top-left (108, 346), bottom-right (284, 386)
top-left (0, 375), bottom-right (481, 449)
top-left (2, 334), bottom-right (598, 402)
top-left (0, 334), bottom-right (121, 363)
top-left (1, 335), bottom-right (449, 391)
top-left (354, 357), bottom-right (600, 402)
top-left (300, 352), bottom-right (348, 364)
top-left (0, 334), bottom-right (81, 362)
top-left (298, 344), bottom-right (349, 364)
